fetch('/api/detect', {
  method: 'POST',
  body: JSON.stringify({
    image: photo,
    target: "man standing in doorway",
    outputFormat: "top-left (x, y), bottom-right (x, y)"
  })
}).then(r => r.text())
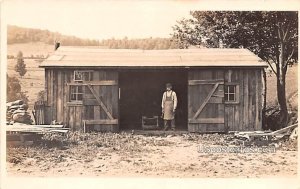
top-left (161, 83), bottom-right (178, 131)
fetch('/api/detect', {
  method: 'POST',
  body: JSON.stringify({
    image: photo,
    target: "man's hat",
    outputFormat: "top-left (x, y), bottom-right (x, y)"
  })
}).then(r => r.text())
top-left (166, 83), bottom-right (172, 88)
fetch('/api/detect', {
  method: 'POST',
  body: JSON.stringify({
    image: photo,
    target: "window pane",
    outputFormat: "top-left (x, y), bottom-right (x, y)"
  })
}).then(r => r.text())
top-left (225, 85), bottom-right (238, 102)
top-left (229, 85), bottom-right (235, 93)
top-left (70, 94), bottom-right (76, 101)
top-left (74, 71), bottom-right (93, 81)
top-left (77, 86), bottom-right (83, 93)
top-left (74, 71), bottom-right (83, 81)
top-left (71, 86), bottom-right (76, 93)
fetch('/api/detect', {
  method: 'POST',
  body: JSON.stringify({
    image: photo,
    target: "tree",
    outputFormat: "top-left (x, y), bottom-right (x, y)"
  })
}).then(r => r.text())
top-left (7, 75), bottom-right (29, 103)
top-left (172, 11), bottom-right (298, 129)
top-left (14, 51), bottom-right (27, 77)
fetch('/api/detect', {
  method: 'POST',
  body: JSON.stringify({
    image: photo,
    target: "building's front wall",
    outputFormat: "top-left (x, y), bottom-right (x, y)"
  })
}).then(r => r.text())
top-left (44, 68), bottom-right (119, 132)
top-left (224, 68), bottom-right (263, 131)
top-left (44, 67), bottom-right (263, 132)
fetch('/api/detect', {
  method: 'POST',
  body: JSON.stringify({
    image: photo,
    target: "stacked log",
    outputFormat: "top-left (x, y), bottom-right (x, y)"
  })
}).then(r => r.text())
top-left (6, 100), bottom-right (33, 125)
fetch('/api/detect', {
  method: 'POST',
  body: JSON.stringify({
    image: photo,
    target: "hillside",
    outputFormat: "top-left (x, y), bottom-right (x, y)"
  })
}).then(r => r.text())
top-left (8, 25), bottom-right (100, 46)
top-left (8, 25), bottom-right (179, 50)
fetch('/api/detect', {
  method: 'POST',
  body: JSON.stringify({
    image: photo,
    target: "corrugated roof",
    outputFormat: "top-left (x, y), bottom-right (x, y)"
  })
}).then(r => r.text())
top-left (40, 47), bottom-right (268, 68)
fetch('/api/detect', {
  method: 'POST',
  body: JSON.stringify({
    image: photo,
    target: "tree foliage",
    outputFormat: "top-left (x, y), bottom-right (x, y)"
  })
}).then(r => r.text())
top-left (8, 25), bottom-right (99, 46)
top-left (7, 75), bottom-right (29, 103)
top-left (172, 11), bottom-right (298, 128)
top-left (99, 37), bottom-right (179, 49)
top-left (8, 25), bottom-right (179, 50)
top-left (14, 51), bottom-right (27, 77)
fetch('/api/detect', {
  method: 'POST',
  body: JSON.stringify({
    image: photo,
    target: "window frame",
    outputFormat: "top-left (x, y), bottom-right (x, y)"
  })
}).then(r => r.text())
top-left (73, 70), bottom-right (93, 82)
top-left (224, 83), bottom-right (240, 104)
top-left (69, 85), bottom-right (84, 102)
top-left (68, 70), bottom-right (94, 105)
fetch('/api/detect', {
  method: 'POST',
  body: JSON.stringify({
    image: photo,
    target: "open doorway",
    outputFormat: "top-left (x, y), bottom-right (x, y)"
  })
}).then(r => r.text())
top-left (119, 70), bottom-right (188, 130)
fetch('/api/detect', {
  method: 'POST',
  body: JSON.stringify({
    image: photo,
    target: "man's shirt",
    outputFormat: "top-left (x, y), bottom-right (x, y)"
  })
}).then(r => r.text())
top-left (161, 90), bottom-right (178, 110)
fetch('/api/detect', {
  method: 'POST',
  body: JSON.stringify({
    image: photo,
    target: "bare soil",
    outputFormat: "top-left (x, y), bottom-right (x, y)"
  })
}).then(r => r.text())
top-left (7, 132), bottom-right (297, 177)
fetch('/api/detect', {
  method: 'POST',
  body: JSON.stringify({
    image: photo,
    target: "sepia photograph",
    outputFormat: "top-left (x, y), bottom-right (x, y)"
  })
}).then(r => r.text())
top-left (1, 0), bottom-right (299, 187)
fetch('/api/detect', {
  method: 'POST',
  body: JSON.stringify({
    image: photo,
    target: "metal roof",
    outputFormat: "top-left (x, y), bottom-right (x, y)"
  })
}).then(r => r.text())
top-left (40, 47), bottom-right (268, 68)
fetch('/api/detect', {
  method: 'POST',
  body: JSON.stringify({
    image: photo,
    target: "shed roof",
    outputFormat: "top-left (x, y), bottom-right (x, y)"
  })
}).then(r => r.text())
top-left (40, 47), bottom-right (268, 68)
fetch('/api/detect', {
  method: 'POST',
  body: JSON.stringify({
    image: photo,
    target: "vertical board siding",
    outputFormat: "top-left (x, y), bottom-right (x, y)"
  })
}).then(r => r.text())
top-left (57, 70), bottom-right (63, 123)
top-left (44, 68), bottom-right (262, 132)
top-left (188, 69), bottom-right (225, 133)
top-left (45, 69), bottom-right (81, 130)
top-left (93, 71), bottom-right (101, 131)
top-left (225, 69), bottom-right (263, 131)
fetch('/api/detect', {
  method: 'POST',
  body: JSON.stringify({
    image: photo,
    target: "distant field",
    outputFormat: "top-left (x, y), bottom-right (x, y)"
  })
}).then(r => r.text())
top-left (7, 42), bottom-right (52, 109)
top-left (7, 42), bottom-right (298, 110)
top-left (7, 42), bottom-right (54, 57)
top-left (7, 59), bottom-right (45, 109)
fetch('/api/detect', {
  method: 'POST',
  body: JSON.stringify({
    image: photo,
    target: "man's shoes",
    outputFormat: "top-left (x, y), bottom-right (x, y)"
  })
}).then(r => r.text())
top-left (171, 128), bottom-right (175, 131)
top-left (163, 126), bottom-right (169, 131)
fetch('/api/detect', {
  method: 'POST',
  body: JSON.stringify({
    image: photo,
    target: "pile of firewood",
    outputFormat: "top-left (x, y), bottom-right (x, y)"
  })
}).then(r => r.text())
top-left (6, 100), bottom-right (33, 125)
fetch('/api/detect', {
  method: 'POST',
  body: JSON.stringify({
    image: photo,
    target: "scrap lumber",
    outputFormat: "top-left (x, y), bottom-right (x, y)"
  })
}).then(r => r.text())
top-left (231, 124), bottom-right (298, 140)
top-left (6, 124), bottom-right (69, 133)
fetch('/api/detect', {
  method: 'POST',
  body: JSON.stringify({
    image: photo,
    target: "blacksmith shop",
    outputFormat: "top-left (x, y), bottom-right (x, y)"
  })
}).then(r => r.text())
top-left (39, 47), bottom-right (268, 133)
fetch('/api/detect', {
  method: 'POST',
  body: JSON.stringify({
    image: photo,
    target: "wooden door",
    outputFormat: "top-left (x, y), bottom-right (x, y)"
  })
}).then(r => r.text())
top-left (82, 71), bottom-right (119, 132)
top-left (188, 70), bottom-right (225, 133)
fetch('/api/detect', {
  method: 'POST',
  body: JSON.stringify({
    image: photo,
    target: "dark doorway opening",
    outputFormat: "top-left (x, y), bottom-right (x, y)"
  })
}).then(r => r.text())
top-left (119, 70), bottom-right (188, 130)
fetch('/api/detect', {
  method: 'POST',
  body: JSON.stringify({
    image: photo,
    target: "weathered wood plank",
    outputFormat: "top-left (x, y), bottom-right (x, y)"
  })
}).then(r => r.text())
top-left (83, 119), bottom-right (118, 125)
top-left (52, 70), bottom-right (57, 122)
top-left (57, 70), bottom-right (63, 123)
top-left (238, 69), bottom-right (244, 131)
top-left (188, 79), bottom-right (224, 85)
top-left (257, 69), bottom-right (263, 130)
top-left (93, 71), bottom-right (101, 130)
top-left (208, 97), bottom-right (223, 104)
top-left (189, 118), bottom-right (224, 124)
top-left (243, 70), bottom-right (249, 131)
top-left (69, 106), bottom-right (75, 131)
top-left (67, 80), bottom-right (118, 86)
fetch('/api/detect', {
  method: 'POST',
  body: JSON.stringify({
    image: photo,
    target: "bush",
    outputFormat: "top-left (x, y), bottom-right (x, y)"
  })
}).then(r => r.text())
top-left (36, 90), bottom-right (46, 102)
top-left (264, 105), bottom-right (298, 131)
top-left (7, 75), bottom-right (29, 103)
top-left (14, 51), bottom-right (27, 77)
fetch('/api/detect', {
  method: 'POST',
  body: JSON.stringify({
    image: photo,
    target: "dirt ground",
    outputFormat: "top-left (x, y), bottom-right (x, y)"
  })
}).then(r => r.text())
top-left (7, 132), bottom-right (298, 177)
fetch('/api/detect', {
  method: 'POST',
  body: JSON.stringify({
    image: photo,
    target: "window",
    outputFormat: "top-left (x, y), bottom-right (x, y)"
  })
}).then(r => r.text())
top-left (74, 70), bottom-right (93, 81)
top-left (225, 85), bottom-right (239, 103)
top-left (69, 71), bottom-right (93, 102)
top-left (70, 85), bottom-right (83, 101)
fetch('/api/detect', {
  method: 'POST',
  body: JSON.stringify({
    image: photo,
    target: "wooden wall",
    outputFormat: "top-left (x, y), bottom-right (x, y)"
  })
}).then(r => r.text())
top-left (45, 69), bottom-right (74, 128)
top-left (44, 68), bottom-right (263, 132)
top-left (45, 68), bottom-right (118, 132)
top-left (224, 69), bottom-right (263, 131)
top-left (188, 69), bottom-right (225, 132)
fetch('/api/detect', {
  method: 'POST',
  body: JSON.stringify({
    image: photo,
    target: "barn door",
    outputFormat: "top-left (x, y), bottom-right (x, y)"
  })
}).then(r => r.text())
top-left (82, 71), bottom-right (119, 132)
top-left (188, 70), bottom-right (225, 133)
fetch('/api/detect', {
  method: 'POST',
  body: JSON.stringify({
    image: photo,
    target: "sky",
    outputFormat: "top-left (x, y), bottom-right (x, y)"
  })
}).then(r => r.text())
top-left (4, 0), bottom-right (298, 40)
top-left (4, 0), bottom-right (197, 40)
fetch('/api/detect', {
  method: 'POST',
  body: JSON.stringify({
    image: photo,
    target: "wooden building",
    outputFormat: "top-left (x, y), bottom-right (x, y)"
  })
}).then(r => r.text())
top-left (40, 47), bottom-right (268, 133)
